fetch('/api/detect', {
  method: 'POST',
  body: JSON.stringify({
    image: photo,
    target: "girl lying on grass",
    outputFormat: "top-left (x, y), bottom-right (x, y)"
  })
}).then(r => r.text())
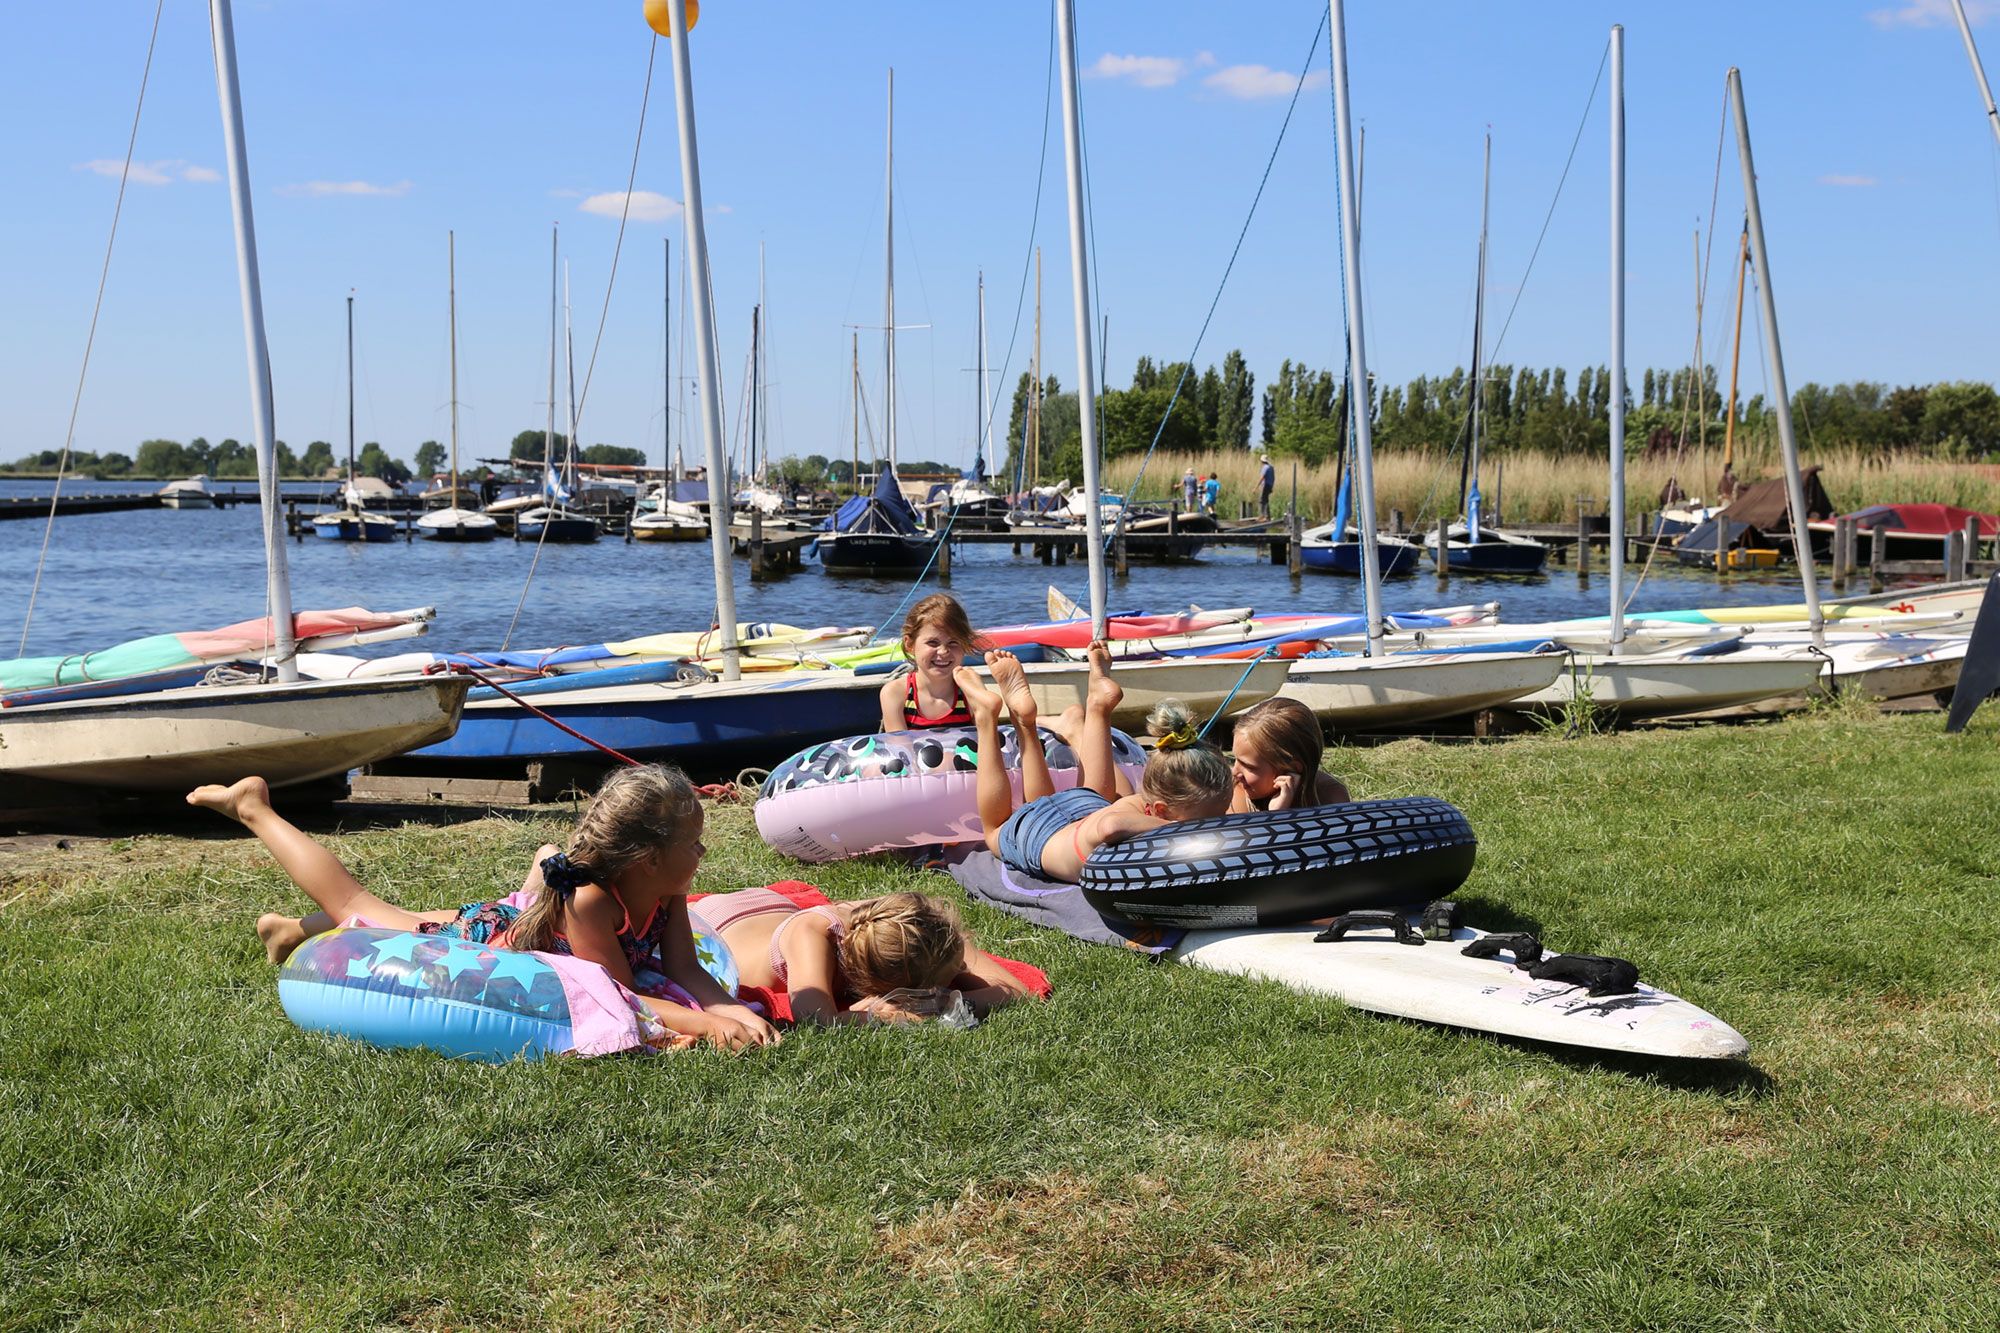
top-left (688, 886), bottom-right (1038, 1026)
top-left (191, 765), bottom-right (780, 1052)
top-left (1227, 695), bottom-right (1351, 813)
top-left (964, 642), bottom-right (1235, 884)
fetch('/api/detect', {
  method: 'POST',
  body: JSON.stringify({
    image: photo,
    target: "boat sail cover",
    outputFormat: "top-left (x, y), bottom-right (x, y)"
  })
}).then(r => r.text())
top-left (1838, 502), bottom-right (1999, 538)
top-left (0, 608), bottom-right (433, 693)
top-left (820, 468), bottom-right (923, 537)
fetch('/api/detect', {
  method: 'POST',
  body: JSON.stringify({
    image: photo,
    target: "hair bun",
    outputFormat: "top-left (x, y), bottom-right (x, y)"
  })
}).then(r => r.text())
top-left (540, 852), bottom-right (595, 897)
top-left (1145, 697), bottom-right (1196, 741)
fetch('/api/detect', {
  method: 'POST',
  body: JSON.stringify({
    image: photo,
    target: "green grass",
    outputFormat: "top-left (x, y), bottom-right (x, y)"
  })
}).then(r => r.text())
top-left (5, 709), bottom-right (1999, 1329)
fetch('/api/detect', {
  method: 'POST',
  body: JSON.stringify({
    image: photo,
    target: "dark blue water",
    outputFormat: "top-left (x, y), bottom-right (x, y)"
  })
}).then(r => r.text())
top-left (0, 479), bottom-right (1818, 659)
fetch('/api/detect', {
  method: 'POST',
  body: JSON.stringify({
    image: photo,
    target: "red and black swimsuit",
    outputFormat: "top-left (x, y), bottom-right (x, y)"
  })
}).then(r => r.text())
top-left (903, 671), bottom-right (974, 728)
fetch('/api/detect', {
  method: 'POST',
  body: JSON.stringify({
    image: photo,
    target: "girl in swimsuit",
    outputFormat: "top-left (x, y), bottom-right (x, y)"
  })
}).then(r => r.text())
top-left (960, 642), bottom-right (1235, 884)
top-left (1226, 696), bottom-right (1352, 813)
top-left (880, 593), bottom-right (987, 732)
top-left (192, 765), bottom-right (780, 1052)
top-left (689, 888), bottom-right (1034, 1025)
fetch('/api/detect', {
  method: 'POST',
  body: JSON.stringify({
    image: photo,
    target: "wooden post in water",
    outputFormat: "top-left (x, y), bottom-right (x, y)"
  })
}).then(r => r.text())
top-left (1946, 528), bottom-right (1967, 583)
top-left (936, 528), bottom-right (951, 584)
top-left (1576, 508), bottom-right (1592, 582)
top-left (1965, 515), bottom-right (1984, 573)
top-left (749, 507), bottom-right (766, 582)
top-left (1434, 515), bottom-right (1449, 588)
top-left (1830, 515), bottom-right (1851, 591)
top-left (1493, 461), bottom-right (1503, 525)
top-left (1113, 522), bottom-right (1128, 577)
top-left (1389, 508), bottom-right (1404, 538)
top-left (1288, 508), bottom-right (1303, 577)
top-left (1869, 515), bottom-right (1889, 592)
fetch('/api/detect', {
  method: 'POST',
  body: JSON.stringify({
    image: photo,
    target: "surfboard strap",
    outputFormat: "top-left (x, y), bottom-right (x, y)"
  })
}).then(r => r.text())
top-left (1462, 933), bottom-right (1640, 996)
top-left (1313, 911), bottom-right (1426, 946)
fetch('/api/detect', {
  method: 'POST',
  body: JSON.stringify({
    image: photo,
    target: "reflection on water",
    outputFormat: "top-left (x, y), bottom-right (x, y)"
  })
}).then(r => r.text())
top-left (0, 479), bottom-right (1830, 658)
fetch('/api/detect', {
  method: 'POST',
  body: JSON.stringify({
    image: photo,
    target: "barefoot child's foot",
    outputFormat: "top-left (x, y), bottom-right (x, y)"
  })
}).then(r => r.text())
top-left (1045, 702), bottom-right (1087, 745)
top-left (256, 912), bottom-right (310, 965)
top-left (985, 651), bottom-right (1038, 726)
top-left (1085, 640), bottom-right (1123, 715)
top-left (955, 666), bottom-right (1004, 723)
top-left (186, 776), bottom-right (273, 825)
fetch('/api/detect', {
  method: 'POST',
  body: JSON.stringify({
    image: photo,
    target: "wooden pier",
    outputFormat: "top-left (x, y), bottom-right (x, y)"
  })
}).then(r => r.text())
top-left (0, 493), bottom-right (162, 520)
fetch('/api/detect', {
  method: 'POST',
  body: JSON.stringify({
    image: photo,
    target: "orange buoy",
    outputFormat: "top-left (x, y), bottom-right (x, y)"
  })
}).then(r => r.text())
top-left (643, 0), bottom-right (698, 35)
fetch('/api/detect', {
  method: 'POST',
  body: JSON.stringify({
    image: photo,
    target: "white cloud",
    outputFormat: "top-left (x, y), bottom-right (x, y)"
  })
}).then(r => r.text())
top-left (74, 158), bottom-right (218, 186)
top-left (579, 189), bottom-right (682, 222)
top-left (1868, 0), bottom-right (1997, 27)
top-left (1818, 173), bottom-right (1880, 187)
top-left (1087, 53), bottom-right (1187, 88)
top-left (276, 179), bottom-right (413, 198)
top-left (1202, 64), bottom-right (1325, 100)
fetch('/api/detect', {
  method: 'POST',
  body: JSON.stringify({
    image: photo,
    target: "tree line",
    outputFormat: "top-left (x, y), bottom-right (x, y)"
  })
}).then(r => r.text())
top-left (996, 350), bottom-right (2000, 484)
top-left (2, 430), bottom-right (653, 481)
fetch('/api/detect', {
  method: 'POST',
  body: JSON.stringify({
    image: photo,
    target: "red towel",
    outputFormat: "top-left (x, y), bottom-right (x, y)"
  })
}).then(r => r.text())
top-left (691, 880), bottom-right (1052, 1023)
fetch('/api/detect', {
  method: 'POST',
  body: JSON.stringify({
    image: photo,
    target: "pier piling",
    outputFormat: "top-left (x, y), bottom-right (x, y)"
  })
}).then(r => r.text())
top-left (1869, 516), bottom-right (1890, 592)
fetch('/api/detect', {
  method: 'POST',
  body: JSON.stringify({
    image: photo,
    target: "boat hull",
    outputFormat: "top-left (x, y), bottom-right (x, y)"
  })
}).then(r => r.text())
top-left (984, 657), bottom-right (1292, 732)
top-left (312, 515), bottom-right (398, 543)
top-left (631, 520), bottom-right (708, 542)
top-left (515, 517), bottom-right (599, 543)
top-left (408, 671), bottom-right (885, 767)
top-left (1279, 651), bottom-right (1566, 730)
top-left (0, 674), bottom-right (469, 791)
top-left (1505, 652), bottom-right (1828, 719)
top-left (1299, 541), bottom-right (1423, 577)
top-left (818, 533), bottom-right (937, 572)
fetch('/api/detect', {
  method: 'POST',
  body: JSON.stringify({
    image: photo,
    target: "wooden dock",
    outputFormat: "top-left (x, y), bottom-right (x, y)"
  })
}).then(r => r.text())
top-left (0, 493), bottom-right (162, 520)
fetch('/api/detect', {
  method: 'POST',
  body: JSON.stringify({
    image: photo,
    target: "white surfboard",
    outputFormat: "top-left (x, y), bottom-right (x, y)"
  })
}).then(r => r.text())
top-left (1171, 913), bottom-right (1748, 1060)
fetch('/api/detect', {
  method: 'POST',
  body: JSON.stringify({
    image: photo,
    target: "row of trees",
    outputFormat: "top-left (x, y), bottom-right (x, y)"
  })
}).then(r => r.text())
top-left (996, 352), bottom-right (2000, 482)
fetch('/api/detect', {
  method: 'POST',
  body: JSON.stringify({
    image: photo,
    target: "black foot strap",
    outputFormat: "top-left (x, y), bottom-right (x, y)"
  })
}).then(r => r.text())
top-left (1526, 952), bottom-right (1640, 997)
top-left (1314, 911), bottom-right (1425, 947)
top-left (1460, 932), bottom-right (1544, 967)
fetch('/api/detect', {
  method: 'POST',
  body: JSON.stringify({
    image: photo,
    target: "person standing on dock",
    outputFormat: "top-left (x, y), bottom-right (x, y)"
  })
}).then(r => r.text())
top-left (1257, 455), bottom-right (1275, 519)
top-left (1202, 471), bottom-right (1221, 518)
top-left (1182, 465), bottom-right (1199, 513)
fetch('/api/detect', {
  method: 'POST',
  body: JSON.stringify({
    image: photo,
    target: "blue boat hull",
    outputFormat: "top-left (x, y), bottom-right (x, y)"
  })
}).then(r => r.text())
top-left (1300, 542), bottom-right (1421, 577)
top-left (408, 674), bottom-right (882, 768)
top-left (516, 517), bottom-right (599, 543)
top-left (1437, 536), bottom-right (1549, 575)
top-left (818, 533), bottom-right (936, 572)
top-left (313, 517), bottom-right (398, 543)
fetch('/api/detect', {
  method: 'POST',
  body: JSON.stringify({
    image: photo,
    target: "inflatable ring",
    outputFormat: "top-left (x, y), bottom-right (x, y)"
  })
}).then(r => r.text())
top-left (277, 924), bottom-right (739, 1062)
top-left (757, 724), bottom-right (1147, 863)
top-left (1079, 797), bottom-right (1476, 928)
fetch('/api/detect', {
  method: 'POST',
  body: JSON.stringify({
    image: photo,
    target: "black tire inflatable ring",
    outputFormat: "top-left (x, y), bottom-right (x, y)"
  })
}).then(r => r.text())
top-left (1078, 797), bottom-right (1476, 929)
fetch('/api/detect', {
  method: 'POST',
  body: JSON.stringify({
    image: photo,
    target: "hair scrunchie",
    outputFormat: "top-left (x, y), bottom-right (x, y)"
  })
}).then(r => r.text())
top-left (540, 852), bottom-right (594, 897)
top-left (1155, 725), bottom-right (1201, 752)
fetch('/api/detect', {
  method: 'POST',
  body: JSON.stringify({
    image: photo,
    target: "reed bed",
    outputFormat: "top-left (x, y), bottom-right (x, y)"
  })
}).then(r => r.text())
top-left (1104, 447), bottom-right (2000, 528)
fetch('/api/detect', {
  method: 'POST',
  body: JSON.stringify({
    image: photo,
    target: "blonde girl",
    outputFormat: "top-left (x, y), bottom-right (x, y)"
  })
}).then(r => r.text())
top-left (1227, 696), bottom-right (1352, 813)
top-left (880, 592), bottom-right (988, 732)
top-left (192, 766), bottom-right (780, 1052)
top-left (961, 643), bottom-right (1235, 884)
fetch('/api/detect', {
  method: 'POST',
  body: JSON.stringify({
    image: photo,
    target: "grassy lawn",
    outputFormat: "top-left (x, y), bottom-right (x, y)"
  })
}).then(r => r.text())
top-left (4, 707), bottom-right (1997, 1330)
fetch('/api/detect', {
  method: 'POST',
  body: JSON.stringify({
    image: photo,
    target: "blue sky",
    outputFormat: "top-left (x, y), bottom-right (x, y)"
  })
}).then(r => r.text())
top-left (5, 1), bottom-right (1998, 478)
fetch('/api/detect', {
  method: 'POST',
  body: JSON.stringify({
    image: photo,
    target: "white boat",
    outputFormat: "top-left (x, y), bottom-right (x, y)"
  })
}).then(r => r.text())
top-left (1501, 645), bottom-right (1830, 720)
top-left (1682, 632), bottom-right (1970, 718)
top-left (417, 232), bottom-right (498, 543)
top-left (156, 475), bottom-right (215, 509)
top-left (631, 499), bottom-right (708, 541)
top-left (0, 674), bottom-right (466, 792)
top-left (1279, 649), bottom-right (1568, 731)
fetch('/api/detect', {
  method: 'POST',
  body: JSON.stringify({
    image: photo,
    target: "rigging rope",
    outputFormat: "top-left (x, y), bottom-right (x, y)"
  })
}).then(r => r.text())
top-left (1111, 4), bottom-right (1330, 546)
top-left (18, 0), bottom-right (167, 657)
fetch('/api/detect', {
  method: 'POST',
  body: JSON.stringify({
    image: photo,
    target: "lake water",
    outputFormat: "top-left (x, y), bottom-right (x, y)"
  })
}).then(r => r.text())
top-left (0, 479), bottom-right (1826, 659)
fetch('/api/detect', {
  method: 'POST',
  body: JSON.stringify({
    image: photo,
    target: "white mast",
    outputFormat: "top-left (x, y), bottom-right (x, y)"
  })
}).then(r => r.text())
top-left (885, 68), bottom-right (898, 475)
top-left (1950, 0), bottom-right (2000, 152)
top-left (1729, 67), bottom-right (1823, 646)
top-left (208, 0), bottom-right (296, 679)
top-left (543, 225), bottom-right (558, 500)
top-left (1470, 133), bottom-right (1490, 542)
top-left (448, 230), bottom-right (461, 507)
top-left (564, 260), bottom-right (578, 500)
top-left (660, 0), bottom-right (741, 678)
top-left (976, 270), bottom-right (988, 478)
top-left (1608, 26), bottom-right (1627, 650)
top-left (1055, 0), bottom-right (1107, 637)
top-left (1327, 0), bottom-right (1385, 654)
top-left (345, 291), bottom-right (356, 510)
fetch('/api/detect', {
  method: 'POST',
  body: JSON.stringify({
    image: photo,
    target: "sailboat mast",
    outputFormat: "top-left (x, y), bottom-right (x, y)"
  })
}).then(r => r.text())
top-left (851, 330), bottom-right (861, 496)
top-left (208, 0), bottom-right (296, 679)
top-left (977, 270), bottom-right (988, 478)
top-left (544, 225), bottom-right (558, 496)
top-left (660, 0), bottom-right (741, 678)
top-left (749, 305), bottom-right (761, 484)
top-left (885, 68), bottom-right (897, 475)
top-left (1729, 67), bottom-right (1823, 644)
top-left (663, 237), bottom-right (672, 483)
top-left (1950, 0), bottom-right (2000, 152)
top-left (346, 291), bottom-right (356, 497)
top-left (756, 240), bottom-right (767, 483)
top-left (564, 261), bottom-right (579, 496)
top-left (448, 231), bottom-right (460, 503)
top-left (1467, 133), bottom-right (1491, 536)
top-left (1608, 26), bottom-right (1627, 649)
top-left (1055, 0), bottom-right (1107, 636)
top-left (1030, 247), bottom-right (1042, 493)
top-left (1327, 0), bottom-right (1386, 653)
top-left (1722, 223), bottom-right (1748, 478)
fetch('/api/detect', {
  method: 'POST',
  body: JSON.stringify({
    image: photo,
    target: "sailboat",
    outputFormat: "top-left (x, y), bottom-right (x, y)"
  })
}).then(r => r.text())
top-left (311, 292), bottom-right (397, 542)
top-left (632, 238), bottom-right (708, 542)
top-left (516, 240), bottom-right (600, 544)
top-left (0, 0), bottom-right (466, 797)
top-left (417, 232), bottom-right (498, 542)
top-left (1299, 385), bottom-right (1422, 576)
top-left (1421, 135), bottom-right (1548, 575)
top-left (924, 274), bottom-right (1011, 531)
top-left (816, 68), bottom-right (938, 573)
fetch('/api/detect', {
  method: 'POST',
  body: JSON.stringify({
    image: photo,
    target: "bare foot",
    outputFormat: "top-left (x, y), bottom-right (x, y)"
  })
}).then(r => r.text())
top-left (955, 666), bottom-right (1004, 723)
top-left (256, 912), bottom-right (309, 965)
top-left (1045, 702), bottom-right (1087, 745)
top-left (984, 651), bottom-right (1038, 726)
top-left (1085, 640), bottom-right (1123, 715)
top-left (186, 776), bottom-right (272, 825)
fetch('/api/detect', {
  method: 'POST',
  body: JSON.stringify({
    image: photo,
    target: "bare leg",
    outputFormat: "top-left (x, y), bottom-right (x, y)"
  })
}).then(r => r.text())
top-left (960, 668), bottom-right (1015, 856)
top-left (987, 652), bottom-right (1055, 802)
top-left (1078, 641), bottom-right (1124, 799)
top-left (189, 777), bottom-right (427, 932)
top-left (1046, 703), bottom-right (1132, 796)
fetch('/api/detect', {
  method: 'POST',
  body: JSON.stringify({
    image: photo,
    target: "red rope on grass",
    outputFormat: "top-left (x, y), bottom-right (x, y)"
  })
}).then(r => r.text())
top-left (440, 664), bottom-right (642, 768)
